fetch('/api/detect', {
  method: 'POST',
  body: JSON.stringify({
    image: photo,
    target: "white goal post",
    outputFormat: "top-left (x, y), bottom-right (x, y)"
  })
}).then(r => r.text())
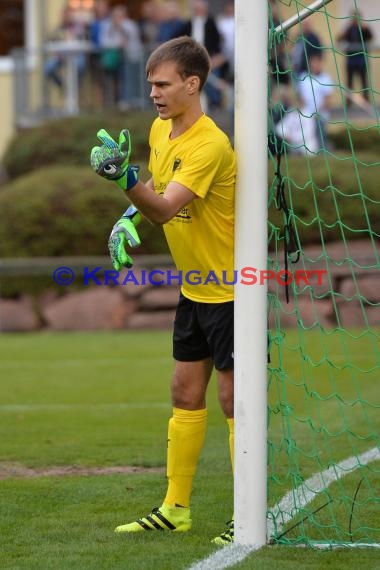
top-left (234, 0), bottom-right (335, 547)
top-left (234, 0), bottom-right (268, 547)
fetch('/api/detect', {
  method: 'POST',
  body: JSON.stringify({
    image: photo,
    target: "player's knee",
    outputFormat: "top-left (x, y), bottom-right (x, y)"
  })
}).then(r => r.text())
top-left (218, 391), bottom-right (234, 418)
top-left (217, 369), bottom-right (234, 417)
top-left (171, 377), bottom-right (205, 409)
top-left (171, 389), bottom-right (205, 409)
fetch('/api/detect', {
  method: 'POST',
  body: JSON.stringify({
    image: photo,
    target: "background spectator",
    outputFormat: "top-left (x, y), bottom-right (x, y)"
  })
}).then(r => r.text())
top-left (88, 0), bottom-right (110, 108)
top-left (297, 53), bottom-right (334, 150)
top-left (139, 1), bottom-right (160, 52)
top-left (89, 0), bottom-right (110, 48)
top-left (337, 9), bottom-right (373, 104)
top-left (99, 4), bottom-right (143, 109)
top-left (119, 6), bottom-right (144, 110)
top-left (44, 4), bottom-right (87, 90)
top-left (275, 103), bottom-right (320, 155)
top-left (269, 0), bottom-right (290, 89)
top-left (179, 0), bottom-right (224, 110)
top-left (292, 18), bottom-right (322, 76)
top-left (156, 1), bottom-right (184, 44)
top-left (99, 4), bottom-right (127, 106)
top-left (217, 0), bottom-right (234, 83)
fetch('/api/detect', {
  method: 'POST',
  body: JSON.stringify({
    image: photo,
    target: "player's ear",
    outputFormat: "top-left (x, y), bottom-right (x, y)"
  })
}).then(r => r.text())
top-left (187, 75), bottom-right (200, 95)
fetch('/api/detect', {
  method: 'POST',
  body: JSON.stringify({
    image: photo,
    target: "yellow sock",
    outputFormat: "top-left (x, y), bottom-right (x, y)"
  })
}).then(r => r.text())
top-left (164, 407), bottom-right (207, 508)
top-left (227, 417), bottom-right (234, 471)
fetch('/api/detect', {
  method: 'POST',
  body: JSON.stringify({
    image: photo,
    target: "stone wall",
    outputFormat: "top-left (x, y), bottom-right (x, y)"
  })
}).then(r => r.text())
top-left (268, 240), bottom-right (379, 329)
top-left (0, 266), bottom-right (180, 332)
top-left (0, 241), bottom-right (378, 331)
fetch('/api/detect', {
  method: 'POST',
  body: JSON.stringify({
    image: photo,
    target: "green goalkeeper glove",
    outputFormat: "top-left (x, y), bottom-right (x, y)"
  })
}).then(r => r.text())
top-left (90, 128), bottom-right (139, 191)
top-left (108, 205), bottom-right (142, 271)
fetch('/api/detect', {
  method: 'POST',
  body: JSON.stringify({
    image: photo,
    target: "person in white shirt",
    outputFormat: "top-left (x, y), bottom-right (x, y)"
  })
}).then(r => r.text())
top-left (275, 105), bottom-right (320, 155)
top-left (296, 53), bottom-right (334, 150)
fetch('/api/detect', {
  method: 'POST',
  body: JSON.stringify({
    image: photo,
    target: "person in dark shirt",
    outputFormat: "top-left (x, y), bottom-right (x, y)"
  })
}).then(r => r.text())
top-left (269, 0), bottom-right (290, 86)
top-left (156, 1), bottom-right (184, 43)
top-left (89, 0), bottom-right (110, 47)
top-left (337, 9), bottom-right (373, 103)
top-left (139, 1), bottom-right (160, 51)
top-left (292, 18), bottom-right (322, 76)
top-left (178, 0), bottom-right (224, 110)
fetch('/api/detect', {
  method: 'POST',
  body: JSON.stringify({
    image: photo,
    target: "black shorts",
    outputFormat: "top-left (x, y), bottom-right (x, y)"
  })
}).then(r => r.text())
top-left (173, 293), bottom-right (234, 370)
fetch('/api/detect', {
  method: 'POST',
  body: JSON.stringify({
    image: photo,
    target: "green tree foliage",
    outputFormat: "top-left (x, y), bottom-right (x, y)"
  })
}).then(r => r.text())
top-left (3, 112), bottom-right (155, 178)
top-left (0, 166), bottom-right (168, 257)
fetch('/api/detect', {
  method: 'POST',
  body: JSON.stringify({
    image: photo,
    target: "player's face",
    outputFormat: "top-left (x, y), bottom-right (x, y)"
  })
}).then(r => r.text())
top-left (148, 61), bottom-right (198, 120)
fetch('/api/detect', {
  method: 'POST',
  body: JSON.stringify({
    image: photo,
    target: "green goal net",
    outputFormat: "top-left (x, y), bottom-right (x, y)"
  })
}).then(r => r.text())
top-left (267, 0), bottom-right (380, 548)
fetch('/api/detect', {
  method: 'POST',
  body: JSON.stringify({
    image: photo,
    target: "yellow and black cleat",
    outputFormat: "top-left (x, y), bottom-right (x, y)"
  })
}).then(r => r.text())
top-left (115, 504), bottom-right (192, 533)
top-left (211, 518), bottom-right (234, 545)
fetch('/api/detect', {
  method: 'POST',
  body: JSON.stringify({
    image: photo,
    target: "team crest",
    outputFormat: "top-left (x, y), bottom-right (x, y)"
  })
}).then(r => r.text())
top-left (172, 158), bottom-right (182, 172)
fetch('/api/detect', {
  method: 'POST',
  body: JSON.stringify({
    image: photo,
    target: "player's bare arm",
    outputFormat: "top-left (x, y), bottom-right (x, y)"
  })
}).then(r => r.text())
top-left (127, 179), bottom-right (196, 225)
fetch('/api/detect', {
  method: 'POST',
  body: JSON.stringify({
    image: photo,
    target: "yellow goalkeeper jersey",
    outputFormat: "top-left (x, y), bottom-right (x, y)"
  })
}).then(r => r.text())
top-left (148, 114), bottom-right (236, 303)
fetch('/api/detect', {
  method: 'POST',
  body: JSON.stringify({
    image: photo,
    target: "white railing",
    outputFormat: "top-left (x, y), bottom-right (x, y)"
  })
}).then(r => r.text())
top-left (11, 44), bottom-right (152, 128)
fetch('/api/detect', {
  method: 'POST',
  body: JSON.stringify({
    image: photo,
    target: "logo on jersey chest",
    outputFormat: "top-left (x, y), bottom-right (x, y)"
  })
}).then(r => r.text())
top-left (175, 206), bottom-right (191, 221)
top-left (172, 158), bottom-right (182, 172)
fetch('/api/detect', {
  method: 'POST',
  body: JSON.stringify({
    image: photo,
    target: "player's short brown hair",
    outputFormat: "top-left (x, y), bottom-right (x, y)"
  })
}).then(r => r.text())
top-left (146, 36), bottom-right (211, 90)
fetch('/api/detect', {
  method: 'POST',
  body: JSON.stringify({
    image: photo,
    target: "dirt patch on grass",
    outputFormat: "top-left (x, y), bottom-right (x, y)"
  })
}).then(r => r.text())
top-left (0, 463), bottom-right (165, 480)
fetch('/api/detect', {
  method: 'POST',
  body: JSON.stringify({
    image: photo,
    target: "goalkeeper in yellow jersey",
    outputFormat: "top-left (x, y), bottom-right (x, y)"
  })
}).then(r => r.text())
top-left (91, 36), bottom-right (236, 545)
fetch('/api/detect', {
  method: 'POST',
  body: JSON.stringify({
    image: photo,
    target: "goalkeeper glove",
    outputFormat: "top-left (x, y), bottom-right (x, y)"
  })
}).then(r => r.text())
top-left (90, 128), bottom-right (139, 191)
top-left (108, 205), bottom-right (142, 271)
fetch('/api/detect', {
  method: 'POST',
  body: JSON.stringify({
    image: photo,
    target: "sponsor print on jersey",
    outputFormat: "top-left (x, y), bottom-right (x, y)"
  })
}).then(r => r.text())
top-left (175, 206), bottom-right (192, 222)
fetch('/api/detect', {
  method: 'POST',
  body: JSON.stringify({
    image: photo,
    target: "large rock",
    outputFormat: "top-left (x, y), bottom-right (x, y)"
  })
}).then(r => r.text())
top-left (38, 289), bottom-right (60, 310)
top-left (127, 310), bottom-right (175, 329)
top-left (42, 288), bottom-right (134, 330)
top-left (148, 267), bottom-right (181, 286)
top-left (117, 267), bottom-right (152, 298)
top-left (269, 297), bottom-right (334, 328)
top-left (340, 274), bottom-right (380, 302)
top-left (267, 267), bottom-right (330, 298)
top-left (301, 240), bottom-right (377, 269)
top-left (0, 295), bottom-right (40, 331)
top-left (336, 301), bottom-right (380, 327)
top-left (139, 287), bottom-right (180, 310)
top-left (271, 240), bottom-right (377, 296)
top-left (336, 273), bottom-right (379, 326)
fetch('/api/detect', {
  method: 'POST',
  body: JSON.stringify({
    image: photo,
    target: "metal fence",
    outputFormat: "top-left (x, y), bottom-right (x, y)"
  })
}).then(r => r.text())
top-left (11, 42), bottom-right (152, 128)
top-left (11, 41), bottom-right (235, 138)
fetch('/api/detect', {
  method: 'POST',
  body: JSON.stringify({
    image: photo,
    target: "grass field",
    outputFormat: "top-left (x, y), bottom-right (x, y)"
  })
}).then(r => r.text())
top-left (0, 331), bottom-right (379, 569)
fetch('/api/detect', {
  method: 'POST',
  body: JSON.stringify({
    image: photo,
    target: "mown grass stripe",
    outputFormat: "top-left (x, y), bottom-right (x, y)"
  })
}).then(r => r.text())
top-left (188, 446), bottom-right (380, 569)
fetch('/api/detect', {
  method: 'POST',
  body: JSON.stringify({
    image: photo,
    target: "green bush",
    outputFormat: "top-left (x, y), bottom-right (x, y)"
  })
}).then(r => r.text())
top-left (268, 154), bottom-right (380, 246)
top-left (0, 165), bottom-right (168, 258)
top-left (1, 114), bottom-right (379, 298)
top-left (329, 124), bottom-right (380, 154)
top-left (1, 154), bottom-right (377, 259)
top-left (2, 111), bottom-right (155, 179)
